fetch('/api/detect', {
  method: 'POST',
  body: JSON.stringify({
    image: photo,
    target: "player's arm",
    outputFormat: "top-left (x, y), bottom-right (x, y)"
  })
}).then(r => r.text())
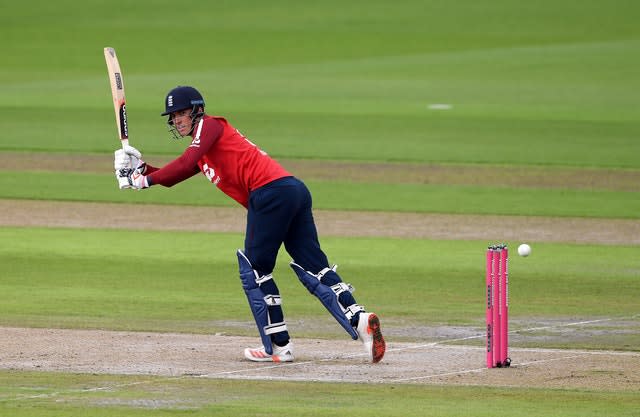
top-left (114, 118), bottom-right (223, 189)
top-left (147, 118), bottom-right (223, 187)
top-left (145, 152), bottom-right (200, 187)
top-left (116, 146), bottom-right (201, 190)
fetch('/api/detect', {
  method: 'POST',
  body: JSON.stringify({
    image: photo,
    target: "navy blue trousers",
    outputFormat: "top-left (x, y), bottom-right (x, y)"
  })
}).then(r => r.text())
top-left (243, 176), bottom-right (358, 345)
top-left (245, 176), bottom-right (326, 274)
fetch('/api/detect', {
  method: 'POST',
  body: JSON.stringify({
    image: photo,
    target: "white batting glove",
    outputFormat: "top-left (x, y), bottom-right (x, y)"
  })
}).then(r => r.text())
top-left (116, 168), bottom-right (149, 190)
top-left (128, 170), bottom-right (149, 190)
top-left (115, 170), bottom-right (132, 189)
top-left (114, 149), bottom-right (131, 171)
top-left (114, 145), bottom-right (147, 174)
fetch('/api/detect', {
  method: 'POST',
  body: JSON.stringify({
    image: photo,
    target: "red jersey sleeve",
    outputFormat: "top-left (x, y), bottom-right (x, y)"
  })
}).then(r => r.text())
top-left (147, 119), bottom-right (224, 187)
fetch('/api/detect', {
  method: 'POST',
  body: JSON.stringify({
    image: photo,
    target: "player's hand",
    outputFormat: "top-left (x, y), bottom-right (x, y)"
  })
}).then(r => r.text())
top-left (115, 168), bottom-right (149, 190)
top-left (128, 170), bottom-right (149, 189)
top-left (115, 168), bottom-right (131, 189)
top-left (114, 145), bottom-right (147, 174)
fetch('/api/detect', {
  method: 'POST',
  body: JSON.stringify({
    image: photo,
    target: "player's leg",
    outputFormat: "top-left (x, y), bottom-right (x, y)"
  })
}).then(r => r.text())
top-left (237, 250), bottom-right (293, 362)
top-left (284, 178), bottom-right (385, 363)
top-left (240, 178), bottom-right (300, 362)
top-left (283, 177), bottom-right (361, 330)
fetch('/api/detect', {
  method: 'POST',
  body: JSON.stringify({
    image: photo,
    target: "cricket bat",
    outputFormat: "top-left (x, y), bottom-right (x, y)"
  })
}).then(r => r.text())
top-left (103, 47), bottom-right (129, 148)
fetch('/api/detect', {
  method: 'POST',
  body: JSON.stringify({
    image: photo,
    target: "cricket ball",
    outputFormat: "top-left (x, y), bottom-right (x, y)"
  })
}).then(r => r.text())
top-left (518, 243), bottom-right (531, 257)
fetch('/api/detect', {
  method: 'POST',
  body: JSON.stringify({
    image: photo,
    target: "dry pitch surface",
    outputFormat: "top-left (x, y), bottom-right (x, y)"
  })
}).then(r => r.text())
top-left (1, 325), bottom-right (639, 391)
top-left (1, 154), bottom-right (639, 391)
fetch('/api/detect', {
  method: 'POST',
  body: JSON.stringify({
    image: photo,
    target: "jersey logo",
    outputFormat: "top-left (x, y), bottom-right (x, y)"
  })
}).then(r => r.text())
top-left (202, 163), bottom-right (221, 185)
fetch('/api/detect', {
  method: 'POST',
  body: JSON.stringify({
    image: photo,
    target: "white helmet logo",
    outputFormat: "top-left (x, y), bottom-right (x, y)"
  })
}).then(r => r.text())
top-left (167, 95), bottom-right (173, 107)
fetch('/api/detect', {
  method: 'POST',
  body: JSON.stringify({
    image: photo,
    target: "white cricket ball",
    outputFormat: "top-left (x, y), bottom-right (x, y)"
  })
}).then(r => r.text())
top-left (518, 243), bottom-right (531, 257)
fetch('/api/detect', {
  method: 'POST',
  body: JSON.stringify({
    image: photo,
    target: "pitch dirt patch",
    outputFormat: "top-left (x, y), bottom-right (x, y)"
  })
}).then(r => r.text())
top-left (1, 199), bottom-right (639, 245)
top-left (1, 326), bottom-right (638, 391)
top-left (2, 152), bottom-right (639, 191)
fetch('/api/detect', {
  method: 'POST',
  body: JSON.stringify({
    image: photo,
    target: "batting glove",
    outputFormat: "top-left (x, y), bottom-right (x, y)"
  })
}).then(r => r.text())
top-left (115, 170), bottom-right (131, 189)
top-left (116, 168), bottom-right (150, 190)
top-left (114, 145), bottom-right (147, 174)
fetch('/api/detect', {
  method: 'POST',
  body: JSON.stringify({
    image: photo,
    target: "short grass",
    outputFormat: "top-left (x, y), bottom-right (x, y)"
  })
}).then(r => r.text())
top-left (1, 371), bottom-right (639, 417)
top-left (1, 1), bottom-right (639, 169)
top-left (1, 227), bottom-right (638, 349)
top-left (1, 171), bottom-right (638, 218)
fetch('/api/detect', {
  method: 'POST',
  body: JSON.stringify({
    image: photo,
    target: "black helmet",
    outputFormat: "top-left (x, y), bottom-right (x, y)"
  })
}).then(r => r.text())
top-left (161, 86), bottom-right (205, 116)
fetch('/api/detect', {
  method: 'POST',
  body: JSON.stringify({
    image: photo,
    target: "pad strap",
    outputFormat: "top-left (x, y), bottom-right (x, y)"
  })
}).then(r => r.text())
top-left (265, 322), bottom-right (287, 335)
top-left (255, 273), bottom-right (274, 285)
top-left (264, 294), bottom-right (281, 306)
top-left (331, 282), bottom-right (354, 296)
top-left (344, 303), bottom-right (365, 320)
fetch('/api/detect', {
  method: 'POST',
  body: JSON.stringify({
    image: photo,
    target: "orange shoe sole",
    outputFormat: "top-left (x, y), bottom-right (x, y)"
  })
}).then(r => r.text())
top-left (368, 313), bottom-right (386, 363)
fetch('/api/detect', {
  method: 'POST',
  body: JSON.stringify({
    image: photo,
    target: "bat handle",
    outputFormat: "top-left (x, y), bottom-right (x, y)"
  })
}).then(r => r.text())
top-left (121, 139), bottom-right (129, 149)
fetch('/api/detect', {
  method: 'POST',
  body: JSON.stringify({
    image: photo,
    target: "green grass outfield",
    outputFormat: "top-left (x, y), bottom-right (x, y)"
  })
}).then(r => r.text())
top-left (2, 1), bottom-right (639, 169)
top-left (1, 0), bottom-right (639, 416)
top-left (2, 371), bottom-right (639, 417)
top-left (1, 227), bottom-right (638, 345)
top-left (1, 171), bottom-right (639, 218)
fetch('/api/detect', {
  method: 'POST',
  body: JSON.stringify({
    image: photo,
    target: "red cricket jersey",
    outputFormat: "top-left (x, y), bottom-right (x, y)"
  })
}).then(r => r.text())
top-left (147, 116), bottom-right (291, 208)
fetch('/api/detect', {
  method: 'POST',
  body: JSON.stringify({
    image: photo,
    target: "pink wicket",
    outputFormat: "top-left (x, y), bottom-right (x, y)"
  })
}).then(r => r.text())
top-left (491, 248), bottom-right (500, 366)
top-left (485, 250), bottom-right (493, 367)
top-left (486, 244), bottom-right (510, 368)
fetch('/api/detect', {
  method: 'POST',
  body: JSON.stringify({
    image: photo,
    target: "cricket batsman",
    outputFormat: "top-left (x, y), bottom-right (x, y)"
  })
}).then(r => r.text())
top-left (113, 86), bottom-right (386, 363)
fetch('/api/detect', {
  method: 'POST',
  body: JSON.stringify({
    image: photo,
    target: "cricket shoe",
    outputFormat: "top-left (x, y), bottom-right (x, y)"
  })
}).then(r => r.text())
top-left (356, 312), bottom-right (386, 363)
top-left (244, 342), bottom-right (294, 363)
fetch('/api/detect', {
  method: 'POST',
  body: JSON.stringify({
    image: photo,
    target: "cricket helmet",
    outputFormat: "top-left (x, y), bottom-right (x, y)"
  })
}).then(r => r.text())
top-left (161, 86), bottom-right (205, 116)
top-left (162, 86), bottom-right (205, 139)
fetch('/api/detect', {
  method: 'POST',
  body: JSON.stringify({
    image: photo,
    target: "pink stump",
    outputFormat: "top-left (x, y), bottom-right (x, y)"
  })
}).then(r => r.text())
top-left (499, 246), bottom-right (509, 366)
top-left (491, 248), bottom-right (501, 368)
top-left (486, 247), bottom-right (493, 368)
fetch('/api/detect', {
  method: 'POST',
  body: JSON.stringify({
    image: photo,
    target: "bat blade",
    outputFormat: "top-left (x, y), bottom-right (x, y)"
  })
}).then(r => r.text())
top-left (103, 47), bottom-right (129, 147)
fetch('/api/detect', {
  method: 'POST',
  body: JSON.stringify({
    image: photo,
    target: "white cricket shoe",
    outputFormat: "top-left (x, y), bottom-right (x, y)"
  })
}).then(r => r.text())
top-left (356, 312), bottom-right (386, 363)
top-left (244, 342), bottom-right (294, 363)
